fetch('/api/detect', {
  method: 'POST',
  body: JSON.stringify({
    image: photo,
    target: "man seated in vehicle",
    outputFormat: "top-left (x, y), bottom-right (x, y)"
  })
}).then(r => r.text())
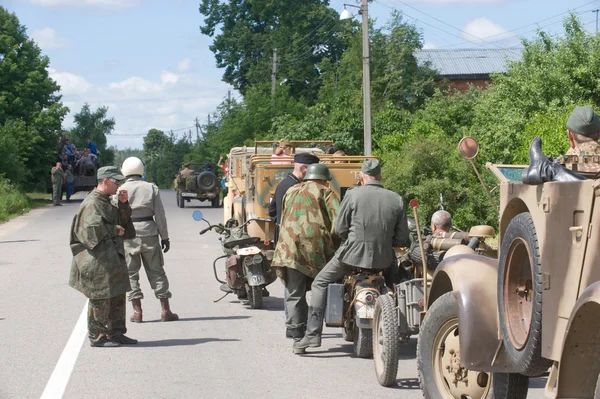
top-left (563, 105), bottom-right (600, 172)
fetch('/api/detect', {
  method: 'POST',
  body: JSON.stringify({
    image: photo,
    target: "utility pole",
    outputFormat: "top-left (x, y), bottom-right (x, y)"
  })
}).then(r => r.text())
top-left (195, 117), bottom-right (200, 136)
top-left (361, 0), bottom-right (372, 156)
top-left (594, 9), bottom-right (599, 34)
top-left (271, 48), bottom-right (278, 101)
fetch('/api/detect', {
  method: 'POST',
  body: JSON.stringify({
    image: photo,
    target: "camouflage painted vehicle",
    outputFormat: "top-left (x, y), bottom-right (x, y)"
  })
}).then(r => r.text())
top-left (223, 140), bottom-right (376, 247)
top-left (174, 162), bottom-right (221, 208)
top-left (416, 137), bottom-right (600, 399)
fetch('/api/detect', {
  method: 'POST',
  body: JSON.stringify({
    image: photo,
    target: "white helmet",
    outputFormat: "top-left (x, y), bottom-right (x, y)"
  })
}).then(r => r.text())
top-left (121, 157), bottom-right (145, 177)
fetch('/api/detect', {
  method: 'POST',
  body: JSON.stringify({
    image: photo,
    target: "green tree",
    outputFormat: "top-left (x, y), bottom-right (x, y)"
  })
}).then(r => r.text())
top-left (69, 103), bottom-right (116, 165)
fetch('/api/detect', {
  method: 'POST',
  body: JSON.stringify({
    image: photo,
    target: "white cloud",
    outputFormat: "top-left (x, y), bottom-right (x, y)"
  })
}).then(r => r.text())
top-left (462, 18), bottom-right (510, 43)
top-left (28, 0), bottom-right (139, 8)
top-left (108, 77), bottom-right (162, 94)
top-left (422, 42), bottom-right (439, 50)
top-left (49, 69), bottom-right (92, 95)
top-left (177, 58), bottom-right (192, 73)
top-left (30, 28), bottom-right (71, 50)
top-left (160, 72), bottom-right (179, 85)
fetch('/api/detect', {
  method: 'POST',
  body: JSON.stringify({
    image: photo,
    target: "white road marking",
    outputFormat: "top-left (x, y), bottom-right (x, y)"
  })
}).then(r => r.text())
top-left (40, 302), bottom-right (88, 399)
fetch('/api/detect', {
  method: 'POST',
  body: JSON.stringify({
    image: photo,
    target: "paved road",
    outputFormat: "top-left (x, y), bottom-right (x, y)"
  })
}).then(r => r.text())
top-left (0, 190), bottom-right (548, 399)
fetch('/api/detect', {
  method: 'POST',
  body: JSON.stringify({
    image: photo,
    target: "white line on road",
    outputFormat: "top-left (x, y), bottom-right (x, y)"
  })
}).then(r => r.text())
top-left (40, 301), bottom-right (88, 399)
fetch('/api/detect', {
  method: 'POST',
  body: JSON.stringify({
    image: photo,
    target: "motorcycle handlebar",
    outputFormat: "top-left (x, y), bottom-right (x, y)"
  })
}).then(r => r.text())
top-left (199, 227), bottom-right (212, 235)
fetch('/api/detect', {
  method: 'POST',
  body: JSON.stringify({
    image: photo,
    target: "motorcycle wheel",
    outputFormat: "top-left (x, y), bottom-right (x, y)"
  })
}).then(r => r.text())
top-left (178, 193), bottom-right (185, 208)
top-left (353, 324), bottom-right (373, 358)
top-left (417, 292), bottom-right (529, 399)
top-left (247, 285), bottom-right (263, 309)
top-left (373, 294), bottom-right (400, 387)
top-left (342, 326), bottom-right (354, 342)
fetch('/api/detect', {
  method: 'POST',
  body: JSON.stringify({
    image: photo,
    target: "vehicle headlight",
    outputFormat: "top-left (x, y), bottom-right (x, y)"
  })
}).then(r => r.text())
top-left (244, 257), bottom-right (253, 266)
top-left (253, 254), bottom-right (262, 264)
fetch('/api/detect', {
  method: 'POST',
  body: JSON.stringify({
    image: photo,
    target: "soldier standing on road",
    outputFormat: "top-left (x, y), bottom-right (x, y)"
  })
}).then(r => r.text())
top-left (271, 164), bottom-right (340, 350)
top-left (294, 159), bottom-right (410, 353)
top-left (51, 161), bottom-right (65, 206)
top-left (69, 166), bottom-right (138, 347)
top-left (65, 164), bottom-right (75, 201)
top-left (120, 157), bottom-right (178, 323)
top-left (564, 105), bottom-right (600, 172)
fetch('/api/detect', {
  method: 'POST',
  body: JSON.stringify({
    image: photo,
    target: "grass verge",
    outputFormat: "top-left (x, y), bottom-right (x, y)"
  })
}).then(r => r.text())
top-left (0, 178), bottom-right (52, 222)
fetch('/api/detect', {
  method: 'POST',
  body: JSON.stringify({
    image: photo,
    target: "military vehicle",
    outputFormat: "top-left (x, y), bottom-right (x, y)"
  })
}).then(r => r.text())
top-left (416, 136), bottom-right (600, 399)
top-left (223, 140), bottom-right (377, 247)
top-left (46, 161), bottom-right (98, 194)
top-left (174, 162), bottom-right (221, 208)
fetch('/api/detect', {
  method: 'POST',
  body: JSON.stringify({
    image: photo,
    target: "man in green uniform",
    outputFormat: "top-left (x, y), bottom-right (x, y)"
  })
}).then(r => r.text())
top-left (65, 164), bottom-right (75, 201)
top-left (294, 159), bottom-right (410, 352)
top-left (51, 162), bottom-right (65, 206)
top-left (271, 164), bottom-right (340, 350)
top-left (120, 157), bottom-right (178, 323)
top-left (564, 105), bottom-right (600, 172)
top-left (69, 166), bottom-right (138, 347)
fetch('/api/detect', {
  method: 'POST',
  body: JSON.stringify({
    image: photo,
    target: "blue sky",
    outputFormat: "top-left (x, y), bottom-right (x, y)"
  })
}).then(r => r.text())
top-left (3, 0), bottom-right (598, 149)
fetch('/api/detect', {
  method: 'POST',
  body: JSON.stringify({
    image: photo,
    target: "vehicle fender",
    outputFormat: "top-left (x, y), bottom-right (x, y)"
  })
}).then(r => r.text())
top-left (556, 282), bottom-right (600, 398)
top-left (429, 254), bottom-right (514, 372)
top-left (244, 262), bottom-right (266, 286)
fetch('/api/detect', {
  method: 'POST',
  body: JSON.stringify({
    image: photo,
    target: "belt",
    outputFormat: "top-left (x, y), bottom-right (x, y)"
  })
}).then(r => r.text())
top-left (132, 216), bottom-right (154, 222)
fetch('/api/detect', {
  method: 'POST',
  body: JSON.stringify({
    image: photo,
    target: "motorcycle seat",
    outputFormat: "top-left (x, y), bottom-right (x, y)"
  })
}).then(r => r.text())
top-left (223, 237), bottom-right (261, 249)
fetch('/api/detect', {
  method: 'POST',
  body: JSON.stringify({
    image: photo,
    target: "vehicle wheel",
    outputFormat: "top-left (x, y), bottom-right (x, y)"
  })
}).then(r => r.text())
top-left (197, 171), bottom-right (217, 191)
top-left (235, 290), bottom-right (247, 300)
top-left (211, 196), bottom-right (220, 208)
top-left (342, 326), bottom-right (354, 342)
top-left (353, 324), bottom-right (373, 358)
top-left (178, 193), bottom-right (185, 208)
top-left (595, 373), bottom-right (600, 399)
top-left (247, 285), bottom-right (263, 309)
top-left (374, 294), bottom-right (400, 387)
top-left (498, 212), bottom-right (551, 376)
top-left (176, 192), bottom-right (180, 208)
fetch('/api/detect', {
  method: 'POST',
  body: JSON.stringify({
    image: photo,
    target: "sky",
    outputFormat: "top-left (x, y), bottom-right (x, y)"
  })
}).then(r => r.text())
top-left (2, 0), bottom-right (599, 150)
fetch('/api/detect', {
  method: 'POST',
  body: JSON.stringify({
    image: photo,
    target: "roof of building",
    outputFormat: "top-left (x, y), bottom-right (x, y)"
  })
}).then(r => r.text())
top-left (415, 48), bottom-right (524, 77)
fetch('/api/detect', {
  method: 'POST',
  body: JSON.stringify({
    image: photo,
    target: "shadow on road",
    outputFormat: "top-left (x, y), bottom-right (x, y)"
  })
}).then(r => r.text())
top-left (529, 377), bottom-right (548, 389)
top-left (135, 338), bottom-right (240, 347)
top-left (322, 333), bottom-right (342, 339)
top-left (0, 239), bottom-right (41, 244)
top-left (144, 315), bottom-right (251, 323)
top-left (299, 344), bottom-right (354, 358)
top-left (391, 377), bottom-right (420, 390)
top-left (398, 340), bottom-right (417, 360)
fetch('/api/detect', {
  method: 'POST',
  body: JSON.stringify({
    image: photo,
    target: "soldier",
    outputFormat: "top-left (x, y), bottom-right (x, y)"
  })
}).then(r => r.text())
top-left (69, 166), bottom-right (138, 347)
top-left (51, 161), bottom-right (65, 206)
top-left (179, 161), bottom-right (193, 179)
top-left (294, 159), bottom-right (410, 353)
top-left (564, 105), bottom-right (600, 172)
top-left (120, 157), bottom-right (178, 323)
top-left (65, 164), bottom-right (75, 201)
top-left (271, 163), bottom-right (340, 350)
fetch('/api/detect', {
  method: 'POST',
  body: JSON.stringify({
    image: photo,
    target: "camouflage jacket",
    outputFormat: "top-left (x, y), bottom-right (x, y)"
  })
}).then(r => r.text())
top-left (565, 141), bottom-right (600, 172)
top-left (69, 189), bottom-right (135, 299)
top-left (51, 166), bottom-right (65, 185)
top-left (272, 181), bottom-right (340, 279)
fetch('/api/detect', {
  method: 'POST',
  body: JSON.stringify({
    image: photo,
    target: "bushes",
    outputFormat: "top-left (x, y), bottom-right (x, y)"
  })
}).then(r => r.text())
top-left (0, 177), bottom-right (30, 221)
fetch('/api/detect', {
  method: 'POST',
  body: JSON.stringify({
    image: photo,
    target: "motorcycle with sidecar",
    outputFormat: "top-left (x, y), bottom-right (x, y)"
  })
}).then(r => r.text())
top-left (193, 210), bottom-right (276, 309)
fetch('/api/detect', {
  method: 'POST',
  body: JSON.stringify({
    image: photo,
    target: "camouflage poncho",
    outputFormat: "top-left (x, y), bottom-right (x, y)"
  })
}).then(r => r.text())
top-left (566, 141), bottom-right (600, 172)
top-left (272, 181), bottom-right (340, 280)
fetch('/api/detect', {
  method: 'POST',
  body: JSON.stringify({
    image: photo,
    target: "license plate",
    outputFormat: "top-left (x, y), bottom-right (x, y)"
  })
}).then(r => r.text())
top-left (181, 193), bottom-right (197, 197)
top-left (249, 275), bottom-right (265, 286)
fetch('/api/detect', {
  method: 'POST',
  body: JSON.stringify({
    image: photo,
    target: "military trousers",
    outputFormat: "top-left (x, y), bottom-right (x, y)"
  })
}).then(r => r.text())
top-left (310, 257), bottom-right (352, 310)
top-left (52, 182), bottom-right (62, 205)
top-left (124, 235), bottom-right (171, 301)
top-left (88, 293), bottom-right (127, 343)
top-left (285, 268), bottom-right (313, 332)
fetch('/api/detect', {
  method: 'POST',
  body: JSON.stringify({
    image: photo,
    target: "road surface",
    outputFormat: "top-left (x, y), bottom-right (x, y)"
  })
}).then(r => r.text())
top-left (0, 190), bottom-right (548, 399)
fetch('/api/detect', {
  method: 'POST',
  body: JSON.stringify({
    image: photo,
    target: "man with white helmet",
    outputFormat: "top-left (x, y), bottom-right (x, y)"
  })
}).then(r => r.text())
top-left (120, 157), bottom-right (179, 322)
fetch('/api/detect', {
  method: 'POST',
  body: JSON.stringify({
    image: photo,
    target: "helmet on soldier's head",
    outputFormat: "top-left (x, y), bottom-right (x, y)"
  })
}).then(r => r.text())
top-left (121, 157), bottom-right (145, 177)
top-left (304, 163), bottom-right (332, 181)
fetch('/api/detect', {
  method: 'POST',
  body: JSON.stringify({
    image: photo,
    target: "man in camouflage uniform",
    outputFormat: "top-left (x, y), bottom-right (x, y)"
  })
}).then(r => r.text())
top-left (271, 163), bottom-right (340, 349)
top-left (51, 161), bottom-right (65, 206)
top-left (69, 166), bottom-right (138, 347)
top-left (564, 105), bottom-right (600, 172)
top-left (120, 157), bottom-right (178, 323)
top-left (294, 159), bottom-right (410, 353)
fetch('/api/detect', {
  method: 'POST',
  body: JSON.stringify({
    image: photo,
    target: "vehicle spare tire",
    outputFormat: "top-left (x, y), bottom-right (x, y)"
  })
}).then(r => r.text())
top-left (498, 212), bottom-right (552, 376)
top-left (196, 171), bottom-right (217, 192)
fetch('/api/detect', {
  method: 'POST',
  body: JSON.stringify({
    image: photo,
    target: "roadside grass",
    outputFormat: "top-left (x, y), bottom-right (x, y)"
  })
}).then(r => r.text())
top-left (0, 178), bottom-right (52, 222)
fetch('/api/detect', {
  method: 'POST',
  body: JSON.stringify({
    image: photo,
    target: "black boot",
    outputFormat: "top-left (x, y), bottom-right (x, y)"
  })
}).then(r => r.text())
top-left (293, 307), bottom-right (324, 354)
top-left (522, 137), bottom-right (586, 185)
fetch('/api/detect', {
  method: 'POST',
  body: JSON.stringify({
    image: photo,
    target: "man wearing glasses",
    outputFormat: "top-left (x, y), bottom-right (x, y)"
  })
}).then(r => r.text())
top-left (69, 166), bottom-right (138, 347)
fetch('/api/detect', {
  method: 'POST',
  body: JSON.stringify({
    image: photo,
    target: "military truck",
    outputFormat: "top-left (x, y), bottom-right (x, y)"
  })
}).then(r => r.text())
top-left (416, 137), bottom-right (600, 399)
top-left (46, 161), bottom-right (98, 194)
top-left (174, 162), bottom-right (221, 208)
top-left (223, 140), bottom-right (377, 247)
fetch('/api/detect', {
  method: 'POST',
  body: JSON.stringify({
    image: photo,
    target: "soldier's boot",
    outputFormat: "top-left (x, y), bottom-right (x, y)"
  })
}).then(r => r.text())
top-left (130, 298), bottom-right (143, 323)
top-left (288, 325), bottom-right (307, 354)
top-left (160, 298), bottom-right (179, 322)
top-left (292, 307), bottom-right (324, 354)
top-left (522, 136), bottom-right (586, 185)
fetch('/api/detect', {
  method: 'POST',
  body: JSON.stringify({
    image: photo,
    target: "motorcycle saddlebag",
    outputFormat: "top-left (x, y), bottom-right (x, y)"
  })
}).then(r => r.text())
top-left (226, 255), bottom-right (244, 289)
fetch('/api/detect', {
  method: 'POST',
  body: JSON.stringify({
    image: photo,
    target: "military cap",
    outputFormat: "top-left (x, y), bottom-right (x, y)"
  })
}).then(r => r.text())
top-left (361, 159), bottom-right (381, 176)
top-left (566, 105), bottom-right (600, 137)
top-left (184, 161), bottom-right (191, 167)
top-left (294, 153), bottom-right (320, 164)
top-left (97, 166), bottom-right (125, 181)
top-left (279, 138), bottom-right (291, 147)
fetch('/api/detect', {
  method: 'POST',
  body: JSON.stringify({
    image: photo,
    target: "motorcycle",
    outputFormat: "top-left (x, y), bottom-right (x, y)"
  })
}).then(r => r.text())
top-left (192, 210), bottom-right (276, 309)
